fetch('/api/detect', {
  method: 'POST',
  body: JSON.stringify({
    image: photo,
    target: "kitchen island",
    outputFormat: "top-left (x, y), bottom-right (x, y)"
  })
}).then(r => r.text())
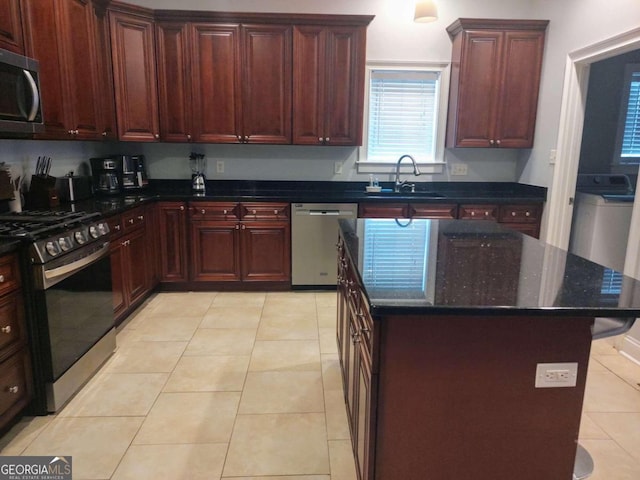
top-left (336, 218), bottom-right (640, 480)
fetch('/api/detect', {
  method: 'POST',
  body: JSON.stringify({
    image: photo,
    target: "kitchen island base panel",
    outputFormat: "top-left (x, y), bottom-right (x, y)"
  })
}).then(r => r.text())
top-left (374, 314), bottom-right (593, 480)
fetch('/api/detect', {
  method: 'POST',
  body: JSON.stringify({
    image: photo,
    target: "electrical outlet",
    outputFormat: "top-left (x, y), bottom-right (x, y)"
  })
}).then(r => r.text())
top-left (334, 162), bottom-right (343, 175)
top-left (451, 163), bottom-right (468, 176)
top-left (549, 149), bottom-right (557, 165)
top-left (216, 160), bottom-right (224, 174)
top-left (535, 362), bottom-right (578, 388)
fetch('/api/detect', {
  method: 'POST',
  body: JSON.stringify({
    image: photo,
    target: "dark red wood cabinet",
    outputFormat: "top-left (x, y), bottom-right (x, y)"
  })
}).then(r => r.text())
top-left (446, 19), bottom-right (548, 148)
top-left (293, 24), bottom-right (367, 146)
top-left (0, 0), bottom-right (25, 54)
top-left (157, 202), bottom-right (189, 283)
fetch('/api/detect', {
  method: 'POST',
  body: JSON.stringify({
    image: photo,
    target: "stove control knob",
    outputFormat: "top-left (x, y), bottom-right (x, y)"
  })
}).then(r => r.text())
top-left (97, 222), bottom-right (108, 236)
top-left (74, 230), bottom-right (88, 244)
top-left (46, 241), bottom-right (61, 257)
top-left (59, 237), bottom-right (72, 251)
top-left (89, 225), bottom-right (99, 238)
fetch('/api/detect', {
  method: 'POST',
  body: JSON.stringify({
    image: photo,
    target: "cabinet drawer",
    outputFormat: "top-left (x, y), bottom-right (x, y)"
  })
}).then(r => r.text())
top-left (0, 349), bottom-right (31, 418)
top-left (458, 204), bottom-right (499, 220)
top-left (190, 202), bottom-right (240, 221)
top-left (106, 214), bottom-right (124, 238)
top-left (123, 206), bottom-right (147, 231)
top-left (0, 290), bottom-right (26, 358)
top-left (241, 203), bottom-right (290, 221)
top-left (410, 204), bottom-right (458, 219)
top-left (0, 254), bottom-right (20, 297)
top-left (498, 204), bottom-right (540, 223)
top-left (359, 203), bottom-right (408, 218)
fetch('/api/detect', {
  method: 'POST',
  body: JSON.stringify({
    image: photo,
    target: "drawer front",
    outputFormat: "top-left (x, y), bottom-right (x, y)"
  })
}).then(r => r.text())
top-left (190, 202), bottom-right (240, 221)
top-left (410, 203), bottom-right (458, 219)
top-left (0, 254), bottom-right (20, 297)
top-left (359, 203), bottom-right (408, 218)
top-left (241, 203), bottom-right (290, 221)
top-left (0, 290), bottom-right (25, 358)
top-left (458, 204), bottom-right (499, 221)
top-left (106, 214), bottom-right (124, 238)
top-left (498, 204), bottom-right (541, 223)
top-left (0, 349), bottom-right (31, 418)
top-left (123, 206), bottom-right (147, 231)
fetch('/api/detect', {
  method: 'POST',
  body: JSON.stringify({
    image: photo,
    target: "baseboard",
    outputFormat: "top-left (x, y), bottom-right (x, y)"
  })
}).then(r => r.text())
top-left (620, 335), bottom-right (640, 366)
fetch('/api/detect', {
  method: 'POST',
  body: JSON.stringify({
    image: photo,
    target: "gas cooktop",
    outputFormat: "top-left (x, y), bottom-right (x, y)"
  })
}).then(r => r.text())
top-left (0, 210), bottom-right (110, 264)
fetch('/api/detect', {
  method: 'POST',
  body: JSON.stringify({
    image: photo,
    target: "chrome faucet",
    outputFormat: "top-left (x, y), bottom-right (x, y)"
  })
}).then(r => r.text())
top-left (394, 155), bottom-right (422, 192)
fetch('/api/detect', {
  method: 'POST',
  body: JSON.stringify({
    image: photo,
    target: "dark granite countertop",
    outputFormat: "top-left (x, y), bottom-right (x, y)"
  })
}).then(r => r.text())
top-left (339, 218), bottom-right (640, 318)
top-left (65, 179), bottom-right (546, 217)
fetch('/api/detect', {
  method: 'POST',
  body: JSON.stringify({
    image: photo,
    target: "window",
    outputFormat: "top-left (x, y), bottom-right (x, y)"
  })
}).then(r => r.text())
top-left (615, 64), bottom-right (640, 164)
top-left (361, 64), bottom-right (447, 167)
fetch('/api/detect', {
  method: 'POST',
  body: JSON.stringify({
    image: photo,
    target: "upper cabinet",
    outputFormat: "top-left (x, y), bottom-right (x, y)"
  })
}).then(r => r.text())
top-left (22, 0), bottom-right (110, 140)
top-left (152, 11), bottom-right (372, 145)
top-left (109, 2), bottom-right (159, 142)
top-left (0, 0), bottom-right (25, 54)
top-left (293, 25), bottom-right (367, 146)
top-left (446, 19), bottom-right (549, 149)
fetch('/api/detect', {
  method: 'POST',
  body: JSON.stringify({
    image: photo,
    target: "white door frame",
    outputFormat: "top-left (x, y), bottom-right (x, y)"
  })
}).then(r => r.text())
top-left (545, 27), bottom-right (640, 251)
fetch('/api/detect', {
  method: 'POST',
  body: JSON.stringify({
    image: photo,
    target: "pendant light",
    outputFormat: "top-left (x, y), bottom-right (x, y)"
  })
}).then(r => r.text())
top-left (414, 0), bottom-right (438, 23)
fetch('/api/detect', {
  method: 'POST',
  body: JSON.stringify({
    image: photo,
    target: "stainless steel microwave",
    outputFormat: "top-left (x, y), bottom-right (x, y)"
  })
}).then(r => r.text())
top-left (0, 48), bottom-right (44, 134)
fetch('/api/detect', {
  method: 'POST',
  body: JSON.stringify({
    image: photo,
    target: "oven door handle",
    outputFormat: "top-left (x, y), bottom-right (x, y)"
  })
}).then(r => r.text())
top-left (39, 242), bottom-right (110, 290)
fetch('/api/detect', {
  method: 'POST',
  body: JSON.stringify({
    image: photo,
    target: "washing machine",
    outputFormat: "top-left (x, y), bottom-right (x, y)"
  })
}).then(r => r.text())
top-left (569, 174), bottom-right (635, 272)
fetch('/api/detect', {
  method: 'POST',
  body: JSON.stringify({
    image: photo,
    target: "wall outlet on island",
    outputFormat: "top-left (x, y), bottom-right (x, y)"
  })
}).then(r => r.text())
top-left (216, 160), bottom-right (224, 174)
top-left (535, 362), bottom-right (578, 388)
top-left (451, 163), bottom-right (468, 176)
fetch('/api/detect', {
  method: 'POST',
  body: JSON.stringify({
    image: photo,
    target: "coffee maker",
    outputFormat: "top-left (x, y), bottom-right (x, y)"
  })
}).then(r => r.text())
top-left (90, 156), bottom-right (121, 195)
top-left (90, 155), bottom-right (149, 195)
top-left (122, 155), bottom-right (149, 191)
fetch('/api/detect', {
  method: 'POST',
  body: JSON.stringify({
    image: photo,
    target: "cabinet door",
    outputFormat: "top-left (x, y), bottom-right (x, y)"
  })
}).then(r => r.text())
top-left (0, 290), bottom-right (26, 361)
top-left (58, 0), bottom-right (101, 140)
top-left (240, 222), bottom-right (291, 282)
top-left (109, 9), bottom-right (159, 141)
top-left (358, 203), bottom-right (408, 218)
top-left (292, 26), bottom-right (325, 145)
top-left (0, 349), bottom-right (32, 429)
top-left (0, 0), bottom-right (24, 53)
top-left (110, 240), bottom-right (126, 319)
top-left (494, 30), bottom-right (546, 148)
top-left (356, 345), bottom-right (374, 480)
top-left (410, 203), bottom-right (458, 219)
top-left (190, 221), bottom-right (241, 282)
top-left (158, 202), bottom-right (189, 282)
top-left (94, 2), bottom-right (118, 140)
top-left (241, 24), bottom-right (292, 144)
top-left (22, 0), bottom-right (70, 138)
top-left (448, 30), bottom-right (502, 147)
top-left (126, 226), bottom-right (150, 306)
top-left (323, 26), bottom-right (366, 146)
top-left (191, 23), bottom-right (241, 143)
top-left (156, 21), bottom-right (192, 142)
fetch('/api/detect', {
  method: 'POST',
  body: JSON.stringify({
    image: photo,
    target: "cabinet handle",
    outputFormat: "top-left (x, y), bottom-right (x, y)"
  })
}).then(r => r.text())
top-left (129, 218), bottom-right (134, 224)
top-left (223, 209), bottom-right (227, 215)
top-left (511, 211), bottom-right (517, 217)
top-left (484, 211), bottom-right (490, 217)
top-left (489, 139), bottom-right (495, 146)
top-left (252, 209), bottom-right (257, 214)
top-left (241, 224), bottom-right (246, 230)
top-left (187, 134), bottom-right (191, 140)
top-left (114, 225), bottom-right (120, 231)
top-left (525, 211), bottom-right (531, 217)
top-left (318, 137), bottom-right (323, 143)
top-left (0, 274), bottom-right (4, 282)
top-left (1, 325), bottom-right (11, 334)
top-left (102, 131), bottom-right (107, 137)
top-left (138, 215), bottom-right (144, 221)
top-left (235, 224), bottom-right (240, 230)
top-left (273, 209), bottom-right (278, 215)
top-left (7, 386), bottom-right (19, 394)
top-left (325, 137), bottom-right (330, 143)
top-left (496, 139), bottom-right (501, 146)
top-left (154, 134), bottom-right (159, 139)
top-left (180, 206), bottom-right (185, 211)
top-left (470, 211), bottom-right (475, 217)
top-left (201, 209), bottom-right (206, 215)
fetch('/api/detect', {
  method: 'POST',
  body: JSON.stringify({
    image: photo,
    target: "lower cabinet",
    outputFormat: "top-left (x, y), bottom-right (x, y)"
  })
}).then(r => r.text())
top-left (108, 206), bottom-right (154, 324)
top-left (189, 202), bottom-right (291, 284)
top-left (0, 253), bottom-right (32, 432)
top-left (157, 201), bottom-right (189, 282)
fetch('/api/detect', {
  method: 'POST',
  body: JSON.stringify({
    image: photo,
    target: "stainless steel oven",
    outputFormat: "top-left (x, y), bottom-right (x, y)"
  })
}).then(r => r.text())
top-left (0, 211), bottom-right (113, 413)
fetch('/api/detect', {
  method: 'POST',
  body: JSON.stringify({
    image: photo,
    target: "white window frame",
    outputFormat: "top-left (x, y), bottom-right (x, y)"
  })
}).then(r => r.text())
top-left (357, 61), bottom-right (450, 175)
top-left (613, 63), bottom-right (640, 167)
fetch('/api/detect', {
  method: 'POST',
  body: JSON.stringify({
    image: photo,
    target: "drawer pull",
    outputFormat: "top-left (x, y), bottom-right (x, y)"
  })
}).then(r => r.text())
top-left (201, 209), bottom-right (206, 215)
top-left (235, 224), bottom-right (240, 230)
top-left (511, 211), bottom-right (517, 217)
top-left (1, 325), bottom-right (11, 334)
top-left (138, 215), bottom-right (144, 221)
top-left (525, 211), bottom-right (531, 217)
top-left (0, 275), bottom-right (4, 283)
top-left (484, 211), bottom-right (490, 216)
top-left (470, 211), bottom-right (475, 217)
top-left (274, 209), bottom-right (278, 215)
top-left (7, 386), bottom-right (19, 394)
top-left (128, 218), bottom-right (134, 224)
top-left (252, 209), bottom-right (257, 214)
top-left (223, 209), bottom-right (228, 215)
top-left (114, 225), bottom-right (121, 231)
top-left (180, 206), bottom-right (185, 211)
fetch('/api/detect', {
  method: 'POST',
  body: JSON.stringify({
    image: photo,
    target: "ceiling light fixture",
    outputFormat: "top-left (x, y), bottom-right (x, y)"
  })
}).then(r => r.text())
top-left (414, 0), bottom-right (438, 23)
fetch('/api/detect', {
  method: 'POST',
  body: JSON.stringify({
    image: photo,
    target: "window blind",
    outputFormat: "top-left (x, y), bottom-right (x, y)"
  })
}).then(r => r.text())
top-left (621, 70), bottom-right (640, 162)
top-left (367, 70), bottom-right (439, 163)
top-left (362, 219), bottom-right (429, 291)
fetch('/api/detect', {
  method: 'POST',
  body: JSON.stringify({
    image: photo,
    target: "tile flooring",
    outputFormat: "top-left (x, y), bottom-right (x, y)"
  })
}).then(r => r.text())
top-left (0, 291), bottom-right (639, 479)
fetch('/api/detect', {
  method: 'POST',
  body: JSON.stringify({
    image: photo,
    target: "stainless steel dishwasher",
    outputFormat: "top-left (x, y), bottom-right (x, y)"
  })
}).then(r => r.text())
top-left (292, 203), bottom-right (358, 287)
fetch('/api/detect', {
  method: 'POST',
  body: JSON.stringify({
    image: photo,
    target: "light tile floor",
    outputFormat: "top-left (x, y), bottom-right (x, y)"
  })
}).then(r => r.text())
top-left (0, 291), bottom-right (639, 479)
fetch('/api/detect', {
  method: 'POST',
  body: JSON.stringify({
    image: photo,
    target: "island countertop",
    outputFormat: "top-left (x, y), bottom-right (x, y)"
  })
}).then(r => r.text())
top-left (339, 217), bottom-right (640, 318)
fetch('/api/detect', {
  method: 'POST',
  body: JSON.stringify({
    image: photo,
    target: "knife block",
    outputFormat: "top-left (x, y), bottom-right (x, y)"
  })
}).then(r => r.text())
top-left (28, 175), bottom-right (59, 209)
